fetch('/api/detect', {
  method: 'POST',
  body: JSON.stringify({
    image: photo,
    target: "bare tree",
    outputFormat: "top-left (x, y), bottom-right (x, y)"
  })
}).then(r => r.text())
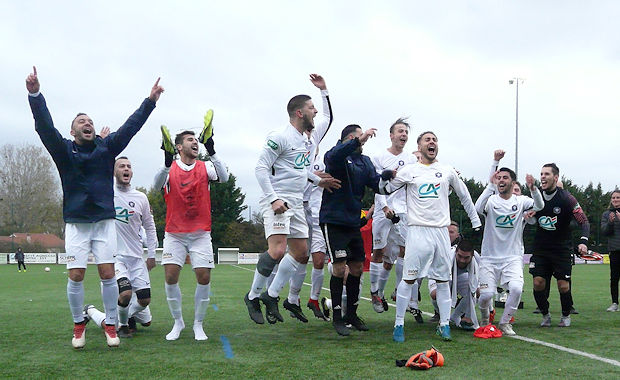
top-left (0, 144), bottom-right (63, 236)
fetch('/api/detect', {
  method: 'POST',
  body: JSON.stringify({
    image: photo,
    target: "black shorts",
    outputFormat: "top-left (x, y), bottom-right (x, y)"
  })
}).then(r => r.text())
top-left (529, 254), bottom-right (572, 281)
top-left (320, 223), bottom-right (365, 264)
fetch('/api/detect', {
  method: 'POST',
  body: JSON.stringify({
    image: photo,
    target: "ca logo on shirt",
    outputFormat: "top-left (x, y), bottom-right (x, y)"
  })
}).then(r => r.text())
top-left (115, 207), bottom-right (135, 224)
top-left (418, 183), bottom-right (441, 198)
top-left (495, 214), bottom-right (517, 228)
top-left (294, 151), bottom-right (311, 169)
top-left (538, 216), bottom-right (558, 230)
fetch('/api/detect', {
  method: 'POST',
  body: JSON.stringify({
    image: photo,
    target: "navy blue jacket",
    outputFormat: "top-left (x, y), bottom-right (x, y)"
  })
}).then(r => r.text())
top-left (28, 94), bottom-right (156, 223)
top-left (320, 138), bottom-right (379, 227)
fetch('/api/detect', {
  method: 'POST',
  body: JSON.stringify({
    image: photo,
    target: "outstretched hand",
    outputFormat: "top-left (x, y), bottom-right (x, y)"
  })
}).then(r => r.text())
top-left (359, 128), bottom-right (377, 145)
top-left (149, 77), bottom-right (165, 102)
top-left (309, 74), bottom-right (326, 90)
top-left (525, 174), bottom-right (536, 190)
top-left (494, 149), bottom-right (505, 161)
top-left (99, 126), bottom-right (111, 139)
top-left (318, 174), bottom-right (341, 193)
top-left (26, 66), bottom-right (40, 94)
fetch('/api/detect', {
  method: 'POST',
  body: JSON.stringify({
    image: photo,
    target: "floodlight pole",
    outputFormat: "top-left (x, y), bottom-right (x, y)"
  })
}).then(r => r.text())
top-left (509, 78), bottom-right (524, 178)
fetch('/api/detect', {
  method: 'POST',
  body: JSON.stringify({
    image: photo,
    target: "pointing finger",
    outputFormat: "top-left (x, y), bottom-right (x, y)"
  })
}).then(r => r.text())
top-left (154, 77), bottom-right (160, 87)
top-left (33, 66), bottom-right (37, 76)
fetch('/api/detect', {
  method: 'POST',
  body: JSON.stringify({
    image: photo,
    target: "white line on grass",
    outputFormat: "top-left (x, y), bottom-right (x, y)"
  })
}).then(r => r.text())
top-left (232, 264), bottom-right (620, 368)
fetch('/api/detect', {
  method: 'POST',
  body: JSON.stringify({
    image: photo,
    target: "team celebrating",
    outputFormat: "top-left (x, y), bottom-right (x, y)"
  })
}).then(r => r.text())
top-left (26, 67), bottom-right (610, 348)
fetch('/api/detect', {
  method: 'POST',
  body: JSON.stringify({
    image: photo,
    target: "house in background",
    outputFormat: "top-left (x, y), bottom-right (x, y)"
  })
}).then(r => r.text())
top-left (0, 233), bottom-right (64, 252)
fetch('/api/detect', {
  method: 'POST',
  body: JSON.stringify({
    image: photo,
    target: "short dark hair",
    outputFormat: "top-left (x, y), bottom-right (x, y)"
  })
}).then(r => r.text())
top-left (416, 131), bottom-right (437, 144)
top-left (498, 167), bottom-right (517, 181)
top-left (175, 130), bottom-right (195, 145)
top-left (514, 181), bottom-right (522, 187)
top-left (341, 124), bottom-right (361, 141)
top-left (71, 112), bottom-right (87, 129)
top-left (543, 163), bottom-right (559, 176)
top-left (389, 117), bottom-right (410, 134)
top-left (115, 156), bottom-right (129, 162)
top-left (457, 239), bottom-right (474, 253)
top-left (287, 95), bottom-right (311, 117)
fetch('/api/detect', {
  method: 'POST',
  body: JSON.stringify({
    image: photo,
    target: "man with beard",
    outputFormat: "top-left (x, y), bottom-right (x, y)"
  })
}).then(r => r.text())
top-left (529, 163), bottom-right (589, 328)
top-left (155, 121), bottom-right (229, 341)
top-left (245, 80), bottom-right (340, 325)
top-left (320, 124), bottom-right (379, 335)
top-left (26, 66), bottom-right (164, 349)
top-left (380, 131), bottom-right (481, 342)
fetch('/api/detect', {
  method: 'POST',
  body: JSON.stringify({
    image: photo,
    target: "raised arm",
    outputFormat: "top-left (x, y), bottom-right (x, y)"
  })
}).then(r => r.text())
top-left (309, 74), bottom-right (333, 143)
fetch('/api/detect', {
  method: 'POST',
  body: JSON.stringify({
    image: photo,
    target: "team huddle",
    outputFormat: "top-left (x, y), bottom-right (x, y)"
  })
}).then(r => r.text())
top-left (25, 67), bottom-right (591, 348)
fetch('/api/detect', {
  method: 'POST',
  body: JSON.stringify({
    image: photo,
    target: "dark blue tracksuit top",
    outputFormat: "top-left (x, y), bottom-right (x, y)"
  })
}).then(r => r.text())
top-left (320, 137), bottom-right (380, 228)
top-left (28, 93), bottom-right (156, 223)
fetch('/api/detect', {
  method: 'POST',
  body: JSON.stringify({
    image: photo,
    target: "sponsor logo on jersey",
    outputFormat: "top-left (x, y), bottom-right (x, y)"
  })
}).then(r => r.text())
top-left (407, 269), bottom-right (418, 276)
top-left (334, 249), bottom-right (347, 258)
top-left (267, 139), bottom-right (278, 150)
top-left (294, 151), bottom-right (311, 169)
top-left (553, 207), bottom-right (561, 214)
top-left (495, 214), bottom-right (517, 228)
top-left (115, 207), bottom-right (135, 224)
top-left (162, 252), bottom-right (173, 259)
top-left (480, 283), bottom-right (488, 289)
top-left (273, 221), bottom-right (286, 230)
top-left (538, 216), bottom-right (558, 230)
top-left (419, 183), bottom-right (441, 198)
top-left (66, 255), bottom-right (76, 262)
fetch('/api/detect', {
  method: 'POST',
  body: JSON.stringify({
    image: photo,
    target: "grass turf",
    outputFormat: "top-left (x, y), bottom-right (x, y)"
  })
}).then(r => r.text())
top-left (1, 263), bottom-right (619, 379)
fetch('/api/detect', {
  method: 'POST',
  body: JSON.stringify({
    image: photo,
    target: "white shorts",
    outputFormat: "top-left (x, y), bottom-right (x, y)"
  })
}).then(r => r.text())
top-left (115, 256), bottom-right (151, 291)
top-left (65, 219), bottom-right (117, 269)
top-left (382, 242), bottom-right (401, 265)
top-left (372, 213), bottom-right (407, 249)
top-left (478, 258), bottom-right (524, 294)
top-left (262, 204), bottom-right (308, 239)
top-left (310, 222), bottom-right (326, 253)
top-left (404, 225), bottom-right (452, 282)
top-left (162, 230), bottom-right (214, 269)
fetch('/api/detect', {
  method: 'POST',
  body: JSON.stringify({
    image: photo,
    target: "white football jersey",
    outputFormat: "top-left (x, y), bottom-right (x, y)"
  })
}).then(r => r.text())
top-left (381, 161), bottom-right (481, 228)
top-left (371, 149), bottom-right (417, 216)
top-left (114, 186), bottom-right (158, 259)
top-left (308, 153), bottom-right (325, 221)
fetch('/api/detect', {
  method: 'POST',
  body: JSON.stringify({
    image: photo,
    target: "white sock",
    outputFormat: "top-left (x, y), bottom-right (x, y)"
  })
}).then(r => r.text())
top-left (194, 283), bottom-right (210, 322)
top-left (479, 292), bottom-right (493, 323)
top-left (268, 254), bottom-right (299, 298)
top-left (249, 268), bottom-right (269, 300)
top-left (165, 283), bottom-right (183, 320)
top-left (288, 262), bottom-right (307, 305)
top-left (435, 282), bottom-right (452, 326)
top-left (87, 307), bottom-right (106, 328)
top-left (395, 257), bottom-right (404, 288)
top-left (67, 279), bottom-right (85, 323)
top-left (133, 305), bottom-right (152, 325)
top-left (369, 262), bottom-right (381, 293)
top-left (342, 286), bottom-right (348, 317)
top-left (395, 280), bottom-right (413, 327)
top-left (101, 278), bottom-right (119, 326)
top-left (266, 264), bottom-right (278, 289)
top-left (378, 266), bottom-right (391, 296)
top-left (193, 320), bottom-right (208, 341)
top-left (501, 283), bottom-right (523, 324)
top-left (128, 299), bottom-right (147, 319)
top-left (118, 305), bottom-right (129, 325)
top-left (310, 268), bottom-right (324, 301)
top-left (409, 280), bottom-right (420, 309)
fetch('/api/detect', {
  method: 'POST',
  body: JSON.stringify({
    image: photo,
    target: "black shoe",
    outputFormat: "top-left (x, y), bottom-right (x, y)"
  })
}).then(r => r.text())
top-left (533, 307), bottom-right (541, 314)
top-left (344, 314), bottom-right (369, 331)
top-left (128, 317), bottom-right (137, 333)
top-left (408, 307), bottom-right (424, 324)
top-left (429, 311), bottom-right (440, 323)
top-left (82, 304), bottom-right (94, 325)
top-left (244, 292), bottom-right (265, 324)
top-left (117, 325), bottom-right (133, 338)
top-left (381, 295), bottom-right (389, 312)
top-left (307, 299), bottom-right (327, 321)
top-left (569, 307), bottom-right (579, 315)
top-left (320, 297), bottom-right (331, 320)
top-left (259, 291), bottom-right (284, 324)
top-left (283, 299), bottom-right (308, 323)
top-left (332, 318), bottom-right (351, 336)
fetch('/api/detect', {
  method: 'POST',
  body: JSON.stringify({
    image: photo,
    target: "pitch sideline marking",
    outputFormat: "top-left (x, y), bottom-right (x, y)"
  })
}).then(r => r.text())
top-left (232, 264), bottom-right (620, 368)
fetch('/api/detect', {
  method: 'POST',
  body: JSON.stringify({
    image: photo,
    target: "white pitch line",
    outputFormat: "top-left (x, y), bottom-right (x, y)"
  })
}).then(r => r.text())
top-left (232, 264), bottom-right (620, 368)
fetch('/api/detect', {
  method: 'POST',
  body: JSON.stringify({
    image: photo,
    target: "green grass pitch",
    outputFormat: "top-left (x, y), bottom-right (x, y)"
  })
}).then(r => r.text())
top-left (1, 263), bottom-right (619, 379)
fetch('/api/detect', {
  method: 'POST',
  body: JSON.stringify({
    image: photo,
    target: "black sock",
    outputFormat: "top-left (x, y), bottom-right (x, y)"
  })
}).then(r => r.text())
top-left (611, 279), bottom-right (619, 304)
top-left (560, 291), bottom-right (572, 317)
top-left (533, 290), bottom-right (549, 315)
top-left (330, 276), bottom-right (344, 321)
top-left (345, 274), bottom-right (361, 318)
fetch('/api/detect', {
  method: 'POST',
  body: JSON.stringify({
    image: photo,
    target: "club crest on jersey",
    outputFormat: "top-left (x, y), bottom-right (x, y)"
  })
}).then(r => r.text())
top-left (553, 207), bottom-right (561, 214)
top-left (538, 216), bottom-right (558, 230)
top-left (314, 164), bottom-right (320, 170)
top-left (435, 172), bottom-right (442, 178)
top-left (512, 205), bottom-right (518, 211)
top-left (398, 160), bottom-right (404, 166)
top-left (267, 139), bottom-right (278, 150)
top-left (115, 207), bottom-right (135, 224)
top-left (495, 214), bottom-right (517, 228)
top-left (294, 151), bottom-right (311, 169)
top-left (334, 250), bottom-right (347, 258)
top-left (419, 183), bottom-right (441, 198)
top-left (129, 201), bottom-right (135, 207)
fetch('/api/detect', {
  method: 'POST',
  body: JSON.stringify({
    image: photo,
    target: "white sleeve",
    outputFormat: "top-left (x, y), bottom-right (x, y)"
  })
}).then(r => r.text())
top-left (311, 90), bottom-right (332, 144)
top-left (531, 186), bottom-right (544, 211)
top-left (153, 167), bottom-right (170, 190)
top-left (450, 168), bottom-right (482, 228)
top-left (371, 155), bottom-right (388, 210)
top-left (206, 154), bottom-right (229, 183)
top-left (307, 170), bottom-right (321, 186)
top-left (255, 132), bottom-right (283, 204)
top-left (475, 184), bottom-right (497, 216)
top-left (379, 167), bottom-right (409, 195)
top-left (489, 159), bottom-right (500, 180)
top-left (140, 196), bottom-right (158, 258)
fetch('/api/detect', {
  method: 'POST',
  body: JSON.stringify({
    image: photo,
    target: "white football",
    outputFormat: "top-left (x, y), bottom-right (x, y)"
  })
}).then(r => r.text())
top-left (44, 267), bottom-right (50, 272)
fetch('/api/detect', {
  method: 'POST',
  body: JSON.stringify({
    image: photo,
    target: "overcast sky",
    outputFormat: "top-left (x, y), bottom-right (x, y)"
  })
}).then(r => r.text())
top-left (2, 1), bottom-right (618, 219)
